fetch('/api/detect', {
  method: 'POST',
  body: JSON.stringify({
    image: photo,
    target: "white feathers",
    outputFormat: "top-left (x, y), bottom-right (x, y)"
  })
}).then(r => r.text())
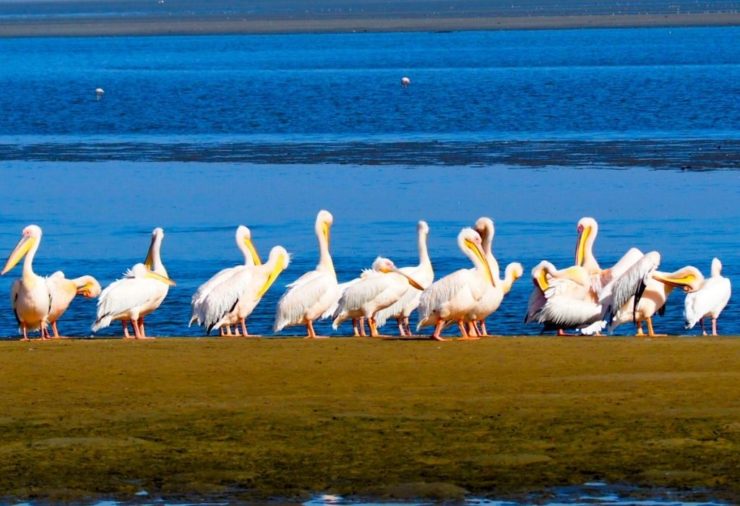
top-left (684, 258), bottom-right (732, 332)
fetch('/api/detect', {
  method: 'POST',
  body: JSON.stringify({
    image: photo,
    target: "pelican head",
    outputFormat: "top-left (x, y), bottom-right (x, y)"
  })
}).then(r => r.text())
top-left (711, 257), bottom-right (723, 277)
top-left (459, 228), bottom-right (494, 286)
top-left (315, 210), bottom-right (334, 242)
top-left (653, 265), bottom-right (704, 293)
top-left (474, 217), bottom-right (494, 240)
top-left (531, 260), bottom-right (556, 292)
top-left (575, 217), bottom-right (598, 269)
top-left (144, 227), bottom-right (165, 270)
top-left (418, 220), bottom-right (429, 235)
top-left (256, 246), bottom-right (290, 298)
top-left (372, 256), bottom-right (424, 289)
top-left (236, 225), bottom-right (261, 266)
top-left (76, 276), bottom-right (102, 298)
top-left (2, 224), bottom-right (42, 275)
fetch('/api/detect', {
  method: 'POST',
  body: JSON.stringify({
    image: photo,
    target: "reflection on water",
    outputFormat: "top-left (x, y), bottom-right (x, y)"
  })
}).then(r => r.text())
top-left (0, 162), bottom-right (737, 338)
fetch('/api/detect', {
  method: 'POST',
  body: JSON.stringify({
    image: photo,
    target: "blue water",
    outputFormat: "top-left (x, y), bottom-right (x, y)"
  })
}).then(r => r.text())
top-left (0, 27), bottom-right (738, 339)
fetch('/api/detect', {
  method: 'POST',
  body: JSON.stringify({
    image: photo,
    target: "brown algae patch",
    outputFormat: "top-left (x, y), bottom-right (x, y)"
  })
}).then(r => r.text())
top-left (0, 337), bottom-right (737, 502)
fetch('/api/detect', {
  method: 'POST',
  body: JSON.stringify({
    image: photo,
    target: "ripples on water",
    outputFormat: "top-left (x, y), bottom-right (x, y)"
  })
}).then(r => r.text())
top-left (0, 27), bottom-right (737, 338)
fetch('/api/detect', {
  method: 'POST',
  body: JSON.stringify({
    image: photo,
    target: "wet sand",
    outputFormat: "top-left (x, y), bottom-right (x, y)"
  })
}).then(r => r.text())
top-left (0, 337), bottom-right (737, 502)
top-left (1, 12), bottom-right (739, 37)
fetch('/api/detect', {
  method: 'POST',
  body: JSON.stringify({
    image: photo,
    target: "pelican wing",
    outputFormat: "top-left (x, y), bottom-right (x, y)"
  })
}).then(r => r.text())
top-left (608, 252), bottom-right (660, 319)
top-left (190, 265), bottom-right (243, 325)
top-left (274, 269), bottom-right (338, 330)
top-left (198, 267), bottom-right (254, 332)
top-left (10, 279), bottom-right (21, 326)
top-left (45, 274), bottom-right (76, 320)
top-left (322, 277), bottom-right (361, 320)
top-left (93, 277), bottom-right (167, 330)
top-left (684, 277), bottom-right (732, 328)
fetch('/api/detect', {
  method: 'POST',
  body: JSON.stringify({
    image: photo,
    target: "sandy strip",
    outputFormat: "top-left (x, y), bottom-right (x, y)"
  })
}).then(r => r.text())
top-left (0, 12), bottom-right (739, 37)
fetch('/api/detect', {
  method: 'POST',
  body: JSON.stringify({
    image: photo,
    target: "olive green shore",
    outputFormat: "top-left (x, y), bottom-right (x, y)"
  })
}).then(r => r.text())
top-left (1, 337), bottom-right (738, 503)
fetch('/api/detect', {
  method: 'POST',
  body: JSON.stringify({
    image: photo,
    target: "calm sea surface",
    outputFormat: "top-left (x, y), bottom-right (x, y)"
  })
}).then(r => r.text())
top-left (0, 27), bottom-right (737, 338)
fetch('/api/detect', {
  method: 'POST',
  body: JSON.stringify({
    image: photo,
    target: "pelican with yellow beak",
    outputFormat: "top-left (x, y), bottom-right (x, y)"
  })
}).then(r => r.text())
top-left (467, 217), bottom-right (523, 336)
top-left (2, 225), bottom-right (51, 340)
top-left (201, 246), bottom-right (290, 335)
top-left (46, 273), bottom-right (102, 338)
top-left (416, 228), bottom-right (495, 341)
top-left (332, 257), bottom-right (425, 337)
top-left (610, 264), bottom-right (704, 336)
top-left (92, 228), bottom-right (175, 338)
top-left (274, 210), bottom-right (340, 338)
top-left (190, 225), bottom-right (262, 335)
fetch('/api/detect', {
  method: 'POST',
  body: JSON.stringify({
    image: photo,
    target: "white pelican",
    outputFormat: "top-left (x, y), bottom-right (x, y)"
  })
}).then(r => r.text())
top-left (375, 220), bottom-right (434, 336)
top-left (95, 88), bottom-right (104, 100)
top-left (684, 258), bottom-right (732, 335)
top-left (274, 210), bottom-right (340, 338)
top-left (401, 76), bottom-right (411, 87)
top-left (332, 257), bottom-right (423, 337)
top-left (190, 225), bottom-right (261, 335)
top-left (610, 265), bottom-right (704, 336)
top-left (467, 217), bottom-right (523, 336)
top-left (526, 217), bottom-right (668, 335)
top-left (416, 228), bottom-right (495, 341)
top-left (46, 272), bottom-right (101, 338)
top-left (93, 228), bottom-right (174, 338)
top-left (201, 246), bottom-right (290, 335)
top-left (1, 225), bottom-right (51, 340)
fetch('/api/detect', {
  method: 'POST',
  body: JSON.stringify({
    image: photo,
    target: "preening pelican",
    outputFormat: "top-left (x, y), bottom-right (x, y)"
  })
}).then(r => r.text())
top-left (416, 228), bottom-right (495, 341)
top-left (201, 246), bottom-right (289, 335)
top-left (610, 264), bottom-right (704, 336)
top-left (93, 228), bottom-right (174, 338)
top-left (46, 273), bottom-right (101, 338)
top-left (375, 220), bottom-right (434, 336)
top-left (190, 225), bottom-right (261, 335)
top-left (526, 217), bottom-right (674, 335)
top-left (684, 258), bottom-right (732, 335)
top-left (1, 225), bottom-right (50, 340)
top-left (467, 217), bottom-right (523, 336)
top-left (332, 257), bottom-right (423, 337)
top-left (274, 210), bottom-right (340, 338)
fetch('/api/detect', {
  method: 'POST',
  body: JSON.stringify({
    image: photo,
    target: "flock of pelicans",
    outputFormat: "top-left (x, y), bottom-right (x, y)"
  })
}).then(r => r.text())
top-left (0, 210), bottom-right (732, 341)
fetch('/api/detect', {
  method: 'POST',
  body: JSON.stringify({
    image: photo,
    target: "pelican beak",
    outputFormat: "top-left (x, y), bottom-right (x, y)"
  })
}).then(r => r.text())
top-left (323, 222), bottom-right (331, 245)
top-left (144, 239), bottom-right (155, 270)
top-left (465, 239), bottom-right (494, 286)
top-left (145, 270), bottom-right (176, 286)
top-left (244, 237), bottom-right (262, 266)
top-left (652, 271), bottom-right (700, 292)
top-left (535, 268), bottom-right (549, 291)
top-left (575, 225), bottom-right (590, 267)
top-left (256, 254), bottom-right (287, 299)
top-left (393, 268), bottom-right (424, 290)
top-left (2, 236), bottom-right (35, 275)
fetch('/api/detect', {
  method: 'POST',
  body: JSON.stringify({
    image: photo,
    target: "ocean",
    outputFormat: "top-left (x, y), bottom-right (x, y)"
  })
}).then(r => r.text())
top-left (0, 27), bottom-right (737, 338)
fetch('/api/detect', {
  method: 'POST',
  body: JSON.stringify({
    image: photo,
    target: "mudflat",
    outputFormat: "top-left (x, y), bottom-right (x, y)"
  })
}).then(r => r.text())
top-left (0, 337), bottom-right (737, 502)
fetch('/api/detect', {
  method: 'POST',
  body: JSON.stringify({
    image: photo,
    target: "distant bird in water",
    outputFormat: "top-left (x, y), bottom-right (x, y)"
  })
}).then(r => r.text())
top-left (401, 76), bottom-right (411, 88)
top-left (95, 88), bottom-right (104, 101)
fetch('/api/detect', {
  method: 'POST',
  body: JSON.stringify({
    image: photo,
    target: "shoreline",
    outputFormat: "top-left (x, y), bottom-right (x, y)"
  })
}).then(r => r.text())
top-left (0, 12), bottom-right (738, 37)
top-left (0, 337), bottom-right (737, 502)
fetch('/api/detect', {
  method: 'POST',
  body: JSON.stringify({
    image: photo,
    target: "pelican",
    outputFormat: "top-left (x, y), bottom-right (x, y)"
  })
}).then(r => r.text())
top-left (332, 257), bottom-right (423, 337)
top-left (274, 210), bottom-right (340, 338)
top-left (466, 217), bottom-right (523, 336)
top-left (92, 228), bottom-right (174, 338)
top-left (2, 225), bottom-right (51, 340)
top-left (374, 220), bottom-right (434, 336)
top-left (684, 258), bottom-right (732, 335)
top-left (401, 76), bottom-right (411, 87)
top-left (46, 273), bottom-right (101, 338)
top-left (416, 228), bottom-right (495, 341)
top-left (201, 246), bottom-right (290, 335)
top-left (190, 225), bottom-right (261, 335)
top-left (610, 265), bottom-right (704, 336)
top-left (526, 217), bottom-right (665, 335)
